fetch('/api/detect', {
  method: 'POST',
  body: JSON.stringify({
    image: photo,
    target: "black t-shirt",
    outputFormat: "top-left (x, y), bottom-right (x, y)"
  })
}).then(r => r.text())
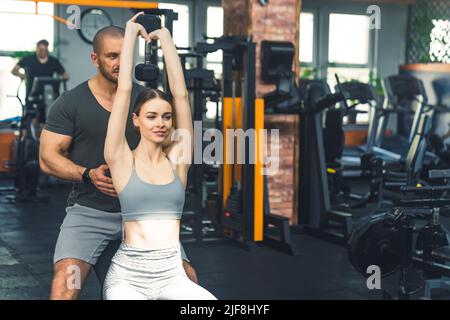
top-left (18, 55), bottom-right (65, 98)
top-left (44, 81), bottom-right (145, 212)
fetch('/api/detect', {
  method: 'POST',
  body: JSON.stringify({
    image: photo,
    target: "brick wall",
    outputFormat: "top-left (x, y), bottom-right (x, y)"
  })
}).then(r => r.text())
top-left (222, 0), bottom-right (249, 37)
top-left (250, 0), bottom-right (300, 97)
top-left (265, 114), bottom-right (298, 221)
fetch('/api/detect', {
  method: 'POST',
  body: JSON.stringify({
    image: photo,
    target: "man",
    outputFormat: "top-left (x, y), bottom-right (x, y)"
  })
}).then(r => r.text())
top-left (11, 39), bottom-right (69, 126)
top-left (39, 26), bottom-right (196, 300)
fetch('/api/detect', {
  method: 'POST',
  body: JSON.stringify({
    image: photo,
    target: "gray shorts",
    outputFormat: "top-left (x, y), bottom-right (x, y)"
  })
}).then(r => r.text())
top-left (53, 203), bottom-right (122, 265)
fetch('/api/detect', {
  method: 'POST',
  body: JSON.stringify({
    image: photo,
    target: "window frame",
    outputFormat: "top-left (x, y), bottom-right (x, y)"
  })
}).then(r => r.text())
top-left (326, 10), bottom-right (376, 72)
top-left (0, 2), bottom-right (56, 58)
top-left (0, 2), bottom-right (56, 120)
top-left (157, 0), bottom-right (193, 48)
top-left (299, 9), bottom-right (319, 69)
top-left (205, 4), bottom-right (224, 78)
top-left (301, 4), bottom-right (378, 80)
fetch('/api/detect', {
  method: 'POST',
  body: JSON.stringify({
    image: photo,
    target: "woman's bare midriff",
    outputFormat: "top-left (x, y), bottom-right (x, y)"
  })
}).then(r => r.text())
top-left (124, 220), bottom-right (180, 249)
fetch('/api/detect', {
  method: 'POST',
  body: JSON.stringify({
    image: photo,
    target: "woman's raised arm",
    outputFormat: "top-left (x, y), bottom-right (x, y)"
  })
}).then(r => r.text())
top-left (150, 28), bottom-right (193, 168)
top-left (104, 13), bottom-right (150, 165)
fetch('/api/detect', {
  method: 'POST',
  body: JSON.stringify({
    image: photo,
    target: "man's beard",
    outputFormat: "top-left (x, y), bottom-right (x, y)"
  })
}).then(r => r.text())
top-left (98, 60), bottom-right (118, 84)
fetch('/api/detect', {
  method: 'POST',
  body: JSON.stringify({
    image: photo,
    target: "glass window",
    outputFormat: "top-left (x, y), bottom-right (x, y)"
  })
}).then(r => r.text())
top-left (0, 1), bottom-right (54, 52)
top-left (207, 6), bottom-right (223, 38)
top-left (206, 6), bottom-right (224, 79)
top-left (205, 100), bottom-right (222, 121)
top-left (328, 13), bottom-right (370, 65)
top-left (158, 3), bottom-right (190, 48)
top-left (327, 13), bottom-right (372, 124)
top-left (0, 2), bottom-right (53, 120)
top-left (205, 6), bottom-right (224, 120)
top-left (0, 57), bottom-right (24, 120)
top-left (139, 3), bottom-right (190, 57)
top-left (299, 12), bottom-right (314, 64)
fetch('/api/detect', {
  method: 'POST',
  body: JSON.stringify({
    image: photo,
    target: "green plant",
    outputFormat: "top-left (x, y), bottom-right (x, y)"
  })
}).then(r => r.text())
top-left (10, 51), bottom-right (35, 59)
top-left (408, 0), bottom-right (441, 63)
top-left (368, 70), bottom-right (384, 98)
top-left (300, 66), bottom-right (319, 79)
top-left (10, 39), bottom-right (61, 60)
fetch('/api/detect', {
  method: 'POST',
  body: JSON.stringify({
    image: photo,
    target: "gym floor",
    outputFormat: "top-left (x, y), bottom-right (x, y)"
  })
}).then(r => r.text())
top-left (1, 180), bottom-right (444, 300)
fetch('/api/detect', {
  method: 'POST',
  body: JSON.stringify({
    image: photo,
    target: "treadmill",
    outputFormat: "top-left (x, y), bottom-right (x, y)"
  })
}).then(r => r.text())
top-left (378, 75), bottom-right (431, 159)
top-left (335, 79), bottom-right (402, 167)
top-left (28, 76), bottom-right (67, 121)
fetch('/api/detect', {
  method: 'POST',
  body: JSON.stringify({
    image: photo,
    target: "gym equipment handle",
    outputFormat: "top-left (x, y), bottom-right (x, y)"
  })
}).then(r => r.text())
top-left (313, 93), bottom-right (346, 114)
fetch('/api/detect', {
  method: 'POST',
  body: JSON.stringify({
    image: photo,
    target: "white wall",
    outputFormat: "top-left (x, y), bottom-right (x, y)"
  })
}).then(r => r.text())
top-left (55, 5), bottom-right (130, 89)
top-left (375, 4), bottom-right (409, 78)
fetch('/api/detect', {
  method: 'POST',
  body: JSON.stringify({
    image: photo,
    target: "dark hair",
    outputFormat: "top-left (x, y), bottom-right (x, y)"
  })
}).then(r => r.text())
top-left (133, 88), bottom-right (172, 115)
top-left (93, 26), bottom-right (125, 54)
top-left (37, 39), bottom-right (49, 47)
top-left (133, 89), bottom-right (173, 134)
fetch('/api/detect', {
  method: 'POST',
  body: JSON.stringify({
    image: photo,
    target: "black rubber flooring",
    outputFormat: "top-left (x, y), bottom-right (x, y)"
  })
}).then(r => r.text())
top-left (0, 179), bottom-right (447, 300)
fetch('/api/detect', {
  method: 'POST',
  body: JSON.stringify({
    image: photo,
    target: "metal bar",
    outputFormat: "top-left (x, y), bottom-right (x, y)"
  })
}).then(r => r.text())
top-left (254, 98), bottom-right (264, 242)
top-left (19, 0), bottom-right (158, 9)
top-left (243, 40), bottom-right (256, 242)
top-left (0, 11), bottom-right (72, 26)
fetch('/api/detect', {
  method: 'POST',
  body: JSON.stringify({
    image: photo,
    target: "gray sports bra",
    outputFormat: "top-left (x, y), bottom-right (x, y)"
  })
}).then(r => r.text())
top-left (118, 158), bottom-right (185, 221)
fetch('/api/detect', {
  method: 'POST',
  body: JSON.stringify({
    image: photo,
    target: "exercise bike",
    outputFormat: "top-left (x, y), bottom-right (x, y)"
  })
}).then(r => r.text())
top-left (0, 80), bottom-right (49, 203)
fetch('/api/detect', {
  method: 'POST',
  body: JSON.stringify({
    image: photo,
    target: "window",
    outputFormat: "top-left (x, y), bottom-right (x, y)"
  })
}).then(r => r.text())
top-left (299, 12), bottom-right (317, 79)
top-left (327, 13), bottom-right (372, 124)
top-left (300, 7), bottom-right (376, 124)
top-left (299, 12), bottom-right (314, 64)
top-left (206, 6), bottom-right (224, 75)
top-left (0, 1), bottom-right (54, 52)
top-left (207, 6), bottom-right (224, 38)
top-left (327, 13), bottom-right (371, 88)
top-left (0, 1), bottom-right (54, 120)
top-left (205, 6), bottom-right (223, 121)
top-left (328, 14), bottom-right (370, 65)
top-left (138, 3), bottom-right (190, 57)
top-left (0, 57), bottom-right (24, 120)
top-left (158, 3), bottom-right (190, 48)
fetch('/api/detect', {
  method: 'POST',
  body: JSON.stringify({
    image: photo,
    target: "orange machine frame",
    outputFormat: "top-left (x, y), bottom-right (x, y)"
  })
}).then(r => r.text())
top-left (222, 97), bottom-right (265, 242)
top-left (11, 0), bottom-right (158, 26)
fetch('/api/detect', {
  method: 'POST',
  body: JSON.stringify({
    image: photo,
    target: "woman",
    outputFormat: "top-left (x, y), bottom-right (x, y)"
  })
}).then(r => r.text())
top-left (103, 12), bottom-right (216, 300)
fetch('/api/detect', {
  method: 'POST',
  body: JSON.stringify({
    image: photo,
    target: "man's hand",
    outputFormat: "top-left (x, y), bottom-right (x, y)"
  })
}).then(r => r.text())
top-left (11, 65), bottom-right (26, 81)
top-left (89, 164), bottom-right (117, 197)
top-left (61, 72), bottom-right (70, 81)
top-left (182, 260), bottom-right (198, 284)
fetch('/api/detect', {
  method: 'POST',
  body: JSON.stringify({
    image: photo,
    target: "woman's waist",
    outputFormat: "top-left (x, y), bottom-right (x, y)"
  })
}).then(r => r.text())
top-left (120, 241), bottom-right (181, 253)
top-left (111, 242), bottom-right (183, 270)
top-left (123, 219), bottom-right (180, 249)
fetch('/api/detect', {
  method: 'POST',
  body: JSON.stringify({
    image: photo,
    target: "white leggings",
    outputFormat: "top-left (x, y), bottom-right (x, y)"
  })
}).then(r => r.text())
top-left (103, 242), bottom-right (216, 300)
top-left (104, 272), bottom-right (216, 300)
